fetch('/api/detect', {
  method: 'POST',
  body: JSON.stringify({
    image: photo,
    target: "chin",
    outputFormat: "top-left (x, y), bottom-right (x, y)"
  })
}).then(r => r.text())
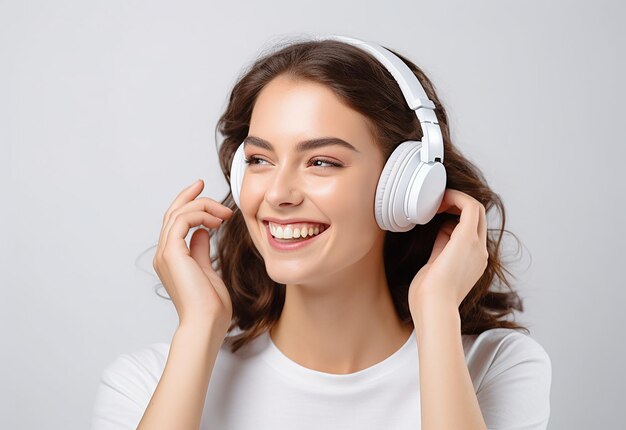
top-left (263, 263), bottom-right (314, 285)
top-left (265, 266), bottom-right (303, 285)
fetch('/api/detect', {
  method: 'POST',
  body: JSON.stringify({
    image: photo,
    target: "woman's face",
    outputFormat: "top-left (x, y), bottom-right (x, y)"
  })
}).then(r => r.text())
top-left (240, 74), bottom-right (387, 285)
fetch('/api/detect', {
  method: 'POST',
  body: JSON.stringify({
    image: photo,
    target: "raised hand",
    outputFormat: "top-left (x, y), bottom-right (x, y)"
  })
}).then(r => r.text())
top-left (408, 188), bottom-right (489, 311)
top-left (153, 179), bottom-right (234, 334)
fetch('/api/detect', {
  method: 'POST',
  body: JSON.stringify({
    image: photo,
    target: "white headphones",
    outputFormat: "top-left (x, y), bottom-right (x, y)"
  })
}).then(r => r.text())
top-left (229, 34), bottom-right (446, 232)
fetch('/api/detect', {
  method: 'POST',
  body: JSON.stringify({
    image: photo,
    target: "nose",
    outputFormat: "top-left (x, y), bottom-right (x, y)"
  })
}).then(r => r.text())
top-left (263, 161), bottom-right (304, 208)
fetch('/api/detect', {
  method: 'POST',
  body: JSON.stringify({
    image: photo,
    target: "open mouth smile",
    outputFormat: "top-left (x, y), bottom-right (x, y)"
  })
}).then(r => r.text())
top-left (262, 221), bottom-right (330, 251)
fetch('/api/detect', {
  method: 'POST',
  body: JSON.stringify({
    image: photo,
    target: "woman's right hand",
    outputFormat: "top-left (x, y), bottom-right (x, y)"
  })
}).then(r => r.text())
top-left (153, 179), bottom-right (235, 335)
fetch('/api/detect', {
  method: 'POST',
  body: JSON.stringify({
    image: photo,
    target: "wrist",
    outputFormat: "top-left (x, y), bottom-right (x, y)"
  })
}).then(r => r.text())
top-left (410, 293), bottom-right (461, 334)
top-left (410, 289), bottom-right (458, 312)
top-left (177, 318), bottom-right (229, 343)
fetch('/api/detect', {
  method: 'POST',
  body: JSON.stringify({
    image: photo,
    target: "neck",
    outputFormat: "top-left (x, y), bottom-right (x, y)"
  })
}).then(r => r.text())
top-left (268, 240), bottom-right (414, 374)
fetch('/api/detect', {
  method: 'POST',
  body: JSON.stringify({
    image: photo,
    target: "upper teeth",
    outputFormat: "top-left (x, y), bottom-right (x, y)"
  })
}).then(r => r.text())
top-left (268, 222), bottom-right (326, 239)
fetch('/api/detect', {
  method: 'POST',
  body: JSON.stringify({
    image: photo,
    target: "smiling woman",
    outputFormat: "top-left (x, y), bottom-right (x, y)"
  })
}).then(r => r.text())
top-left (91, 34), bottom-right (552, 430)
top-left (234, 74), bottom-right (395, 294)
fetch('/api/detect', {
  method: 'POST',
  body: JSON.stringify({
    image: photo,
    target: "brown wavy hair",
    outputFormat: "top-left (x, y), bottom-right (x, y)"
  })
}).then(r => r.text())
top-left (206, 36), bottom-right (529, 353)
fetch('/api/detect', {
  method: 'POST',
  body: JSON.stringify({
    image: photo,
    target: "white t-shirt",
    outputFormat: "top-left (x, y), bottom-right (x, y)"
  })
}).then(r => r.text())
top-left (91, 327), bottom-right (551, 430)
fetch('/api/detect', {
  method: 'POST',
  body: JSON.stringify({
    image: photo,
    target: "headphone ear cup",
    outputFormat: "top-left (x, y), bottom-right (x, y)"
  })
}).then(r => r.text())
top-left (375, 140), bottom-right (447, 232)
top-left (374, 141), bottom-right (411, 231)
top-left (406, 159), bottom-right (446, 225)
top-left (230, 142), bottom-right (246, 208)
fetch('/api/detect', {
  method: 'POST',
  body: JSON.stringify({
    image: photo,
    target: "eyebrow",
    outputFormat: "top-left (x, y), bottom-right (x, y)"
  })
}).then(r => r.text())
top-left (243, 135), bottom-right (360, 153)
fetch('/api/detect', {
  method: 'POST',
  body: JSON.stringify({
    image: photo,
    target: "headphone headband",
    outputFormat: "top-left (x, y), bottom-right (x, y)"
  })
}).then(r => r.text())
top-left (312, 34), bottom-right (444, 164)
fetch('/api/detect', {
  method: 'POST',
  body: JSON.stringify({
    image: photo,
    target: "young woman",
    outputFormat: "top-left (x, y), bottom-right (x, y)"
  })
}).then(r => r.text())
top-left (91, 35), bottom-right (552, 430)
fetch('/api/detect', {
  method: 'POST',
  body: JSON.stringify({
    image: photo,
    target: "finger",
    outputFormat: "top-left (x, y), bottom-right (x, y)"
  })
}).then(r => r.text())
top-left (158, 179), bottom-right (204, 255)
top-left (179, 196), bottom-right (234, 220)
top-left (436, 189), bottom-right (462, 216)
top-left (478, 202), bottom-right (487, 247)
top-left (165, 179), bottom-right (205, 221)
top-left (438, 189), bottom-right (479, 239)
top-left (189, 228), bottom-right (214, 273)
top-left (441, 219), bottom-right (457, 236)
top-left (158, 182), bottom-right (234, 260)
top-left (165, 211), bottom-right (225, 257)
top-left (159, 197), bottom-right (233, 260)
top-left (427, 220), bottom-right (456, 264)
top-left (162, 196), bottom-right (233, 245)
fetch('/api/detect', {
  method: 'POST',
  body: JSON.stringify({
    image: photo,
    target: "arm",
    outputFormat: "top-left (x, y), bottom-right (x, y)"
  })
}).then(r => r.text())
top-left (406, 190), bottom-right (551, 429)
top-left (411, 294), bottom-right (488, 430)
top-left (136, 322), bottom-right (226, 430)
top-left (137, 179), bottom-right (234, 429)
top-left (406, 190), bottom-right (490, 429)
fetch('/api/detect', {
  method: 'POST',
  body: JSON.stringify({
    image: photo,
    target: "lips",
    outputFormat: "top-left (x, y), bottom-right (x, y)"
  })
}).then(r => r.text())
top-left (260, 216), bottom-right (330, 227)
top-left (262, 220), bottom-right (329, 251)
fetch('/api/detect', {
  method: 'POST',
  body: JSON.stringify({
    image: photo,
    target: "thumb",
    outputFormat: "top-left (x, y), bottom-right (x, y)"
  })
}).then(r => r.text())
top-left (189, 227), bottom-right (216, 275)
top-left (427, 221), bottom-right (456, 264)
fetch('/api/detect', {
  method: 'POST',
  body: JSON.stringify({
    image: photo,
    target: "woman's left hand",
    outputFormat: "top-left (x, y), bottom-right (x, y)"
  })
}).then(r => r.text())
top-left (407, 188), bottom-right (489, 311)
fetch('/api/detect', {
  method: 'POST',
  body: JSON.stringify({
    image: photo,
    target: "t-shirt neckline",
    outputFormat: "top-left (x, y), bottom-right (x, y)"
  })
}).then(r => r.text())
top-left (258, 328), bottom-right (416, 388)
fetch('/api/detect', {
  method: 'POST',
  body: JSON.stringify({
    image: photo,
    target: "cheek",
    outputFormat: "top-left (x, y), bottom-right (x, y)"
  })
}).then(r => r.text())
top-left (239, 173), bottom-right (264, 213)
top-left (317, 174), bottom-right (380, 231)
top-left (238, 179), bottom-right (263, 247)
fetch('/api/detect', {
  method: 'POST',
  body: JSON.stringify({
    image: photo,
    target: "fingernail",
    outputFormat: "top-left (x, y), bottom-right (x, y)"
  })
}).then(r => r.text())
top-left (190, 179), bottom-right (202, 187)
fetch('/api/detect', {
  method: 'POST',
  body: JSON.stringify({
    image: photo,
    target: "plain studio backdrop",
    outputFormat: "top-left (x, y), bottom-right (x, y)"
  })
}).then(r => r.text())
top-left (1, 0), bottom-right (624, 428)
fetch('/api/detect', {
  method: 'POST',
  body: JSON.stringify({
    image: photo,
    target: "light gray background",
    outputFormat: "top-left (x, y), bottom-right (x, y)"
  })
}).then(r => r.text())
top-left (1, 0), bottom-right (624, 428)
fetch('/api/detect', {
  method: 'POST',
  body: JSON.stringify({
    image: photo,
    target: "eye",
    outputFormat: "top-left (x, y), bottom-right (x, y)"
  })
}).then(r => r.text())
top-left (243, 156), bottom-right (342, 169)
top-left (243, 156), bottom-right (269, 166)
top-left (309, 158), bottom-right (342, 168)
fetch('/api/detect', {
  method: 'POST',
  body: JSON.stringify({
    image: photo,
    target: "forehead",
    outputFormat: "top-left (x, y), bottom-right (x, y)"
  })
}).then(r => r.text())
top-left (248, 75), bottom-right (376, 153)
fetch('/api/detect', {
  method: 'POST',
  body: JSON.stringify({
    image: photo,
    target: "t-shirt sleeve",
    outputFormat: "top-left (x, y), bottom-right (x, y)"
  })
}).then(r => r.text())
top-left (475, 332), bottom-right (552, 430)
top-left (90, 343), bottom-right (168, 430)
